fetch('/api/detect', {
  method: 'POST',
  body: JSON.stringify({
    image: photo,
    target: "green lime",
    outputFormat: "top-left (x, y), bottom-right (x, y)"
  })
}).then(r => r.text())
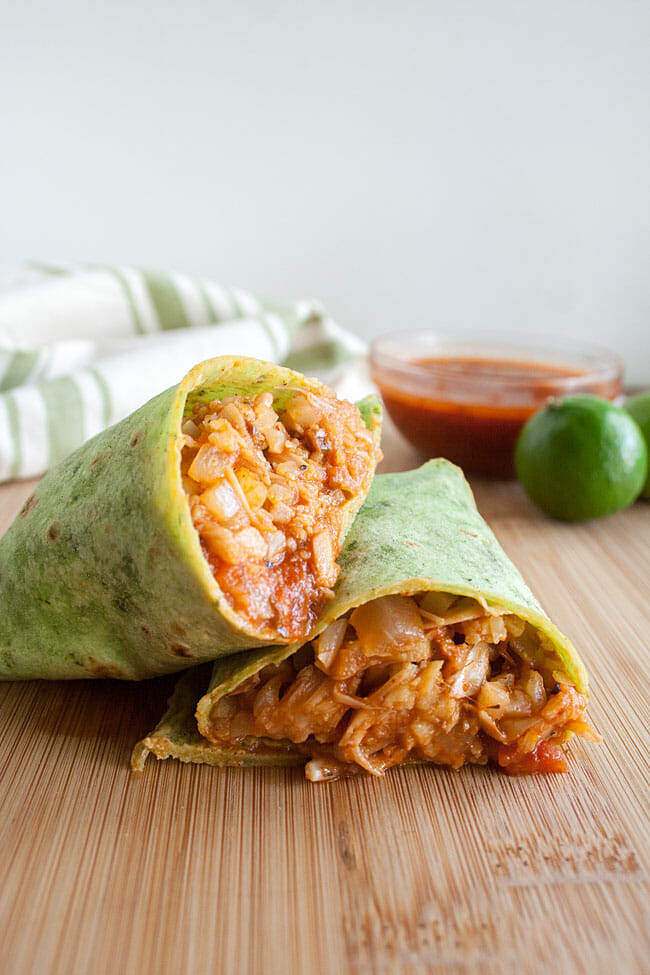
top-left (624, 391), bottom-right (650, 499)
top-left (515, 394), bottom-right (649, 521)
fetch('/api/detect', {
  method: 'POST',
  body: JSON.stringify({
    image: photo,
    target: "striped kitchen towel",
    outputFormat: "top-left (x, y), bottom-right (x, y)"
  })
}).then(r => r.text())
top-left (0, 264), bottom-right (371, 482)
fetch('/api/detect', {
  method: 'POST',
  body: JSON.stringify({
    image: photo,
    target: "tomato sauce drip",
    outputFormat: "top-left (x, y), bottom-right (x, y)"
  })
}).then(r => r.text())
top-left (497, 740), bottom-right (568, 775)
top-left (374, 356), bottom-right (621, 478)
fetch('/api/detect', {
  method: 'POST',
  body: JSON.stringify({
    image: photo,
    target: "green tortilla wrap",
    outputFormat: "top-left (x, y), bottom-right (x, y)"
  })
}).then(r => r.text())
top-left (0, 356), bottom-right (381, 680)
top-left (133, 461), bottom-right (594, 779)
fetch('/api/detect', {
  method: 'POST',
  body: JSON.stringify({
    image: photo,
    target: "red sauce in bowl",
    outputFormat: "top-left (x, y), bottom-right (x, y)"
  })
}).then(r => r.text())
top-left (371, 350), bottom-right (622, 478)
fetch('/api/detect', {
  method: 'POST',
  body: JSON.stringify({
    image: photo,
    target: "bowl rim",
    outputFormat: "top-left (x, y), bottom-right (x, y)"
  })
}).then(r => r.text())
top-left (369, 328), bottom-right (623, 390)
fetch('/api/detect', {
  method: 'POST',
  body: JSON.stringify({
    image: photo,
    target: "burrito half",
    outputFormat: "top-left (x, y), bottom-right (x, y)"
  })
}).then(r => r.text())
top-left (133, 461), bottom-right (597, 778)
top-left (0, 356), bottom-right (381, 680)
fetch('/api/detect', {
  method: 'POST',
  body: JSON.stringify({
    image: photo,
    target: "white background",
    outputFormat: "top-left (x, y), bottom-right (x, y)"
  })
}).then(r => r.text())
top-left (2, 0), bottom-right (649, 384)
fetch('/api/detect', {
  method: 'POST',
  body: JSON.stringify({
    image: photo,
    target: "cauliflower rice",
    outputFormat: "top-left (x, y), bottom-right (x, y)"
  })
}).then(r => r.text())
top-left (201, 592), bottom-right (597, 779)
top-left (182, 388), bottom-right (377, 641)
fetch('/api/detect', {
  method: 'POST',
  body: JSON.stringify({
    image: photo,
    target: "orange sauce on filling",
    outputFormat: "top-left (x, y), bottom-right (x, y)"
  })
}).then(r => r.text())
top-left (497, 740), bottom-right (568, 775)
top-left (375, 356), bottom-right (621, 478)
top-left (203, 545), bottom-right (324, 642)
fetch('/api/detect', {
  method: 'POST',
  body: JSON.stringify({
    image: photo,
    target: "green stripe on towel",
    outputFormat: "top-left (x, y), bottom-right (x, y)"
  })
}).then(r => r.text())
top-left (27, 262), bottom-right (68, 276)
top-left (143, 271), bottom-right (191, 331)
top-left (40, 377), bottom-right (85, 467)
top-left (283, 339), bottom-right (352, 375)
top-left (0, 350), bottom-right (40, 393)
top-left (4, 393), bottom-right (21, 477)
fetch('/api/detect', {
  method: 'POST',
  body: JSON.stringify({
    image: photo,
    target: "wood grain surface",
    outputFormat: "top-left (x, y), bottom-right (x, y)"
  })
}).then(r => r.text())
top-left (1, 419), bottom-right (648, 975)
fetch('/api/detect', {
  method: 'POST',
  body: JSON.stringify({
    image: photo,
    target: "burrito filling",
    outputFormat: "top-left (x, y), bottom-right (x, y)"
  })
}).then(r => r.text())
top-left (202, 593), bottom-right (597, 779)
top-left (182, 390), bottom-right (376, 640)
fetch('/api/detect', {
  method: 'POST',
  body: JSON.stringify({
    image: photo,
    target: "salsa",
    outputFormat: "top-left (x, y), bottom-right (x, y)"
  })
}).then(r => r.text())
top-left (497, 740), bottom-right (568, 775)
top-left (374, 356), bottom-right (621, 478)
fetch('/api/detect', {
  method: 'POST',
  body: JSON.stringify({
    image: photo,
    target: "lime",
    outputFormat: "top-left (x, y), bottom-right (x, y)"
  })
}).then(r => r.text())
top-left (624, 391), bottom-right (650, 499)
top-left (514, 395), bottom-right (649, 521)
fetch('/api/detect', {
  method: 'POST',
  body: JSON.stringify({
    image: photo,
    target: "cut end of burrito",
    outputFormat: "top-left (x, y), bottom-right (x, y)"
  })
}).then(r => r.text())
top-left (132, 461), bottom-right (598, 777)
top-left (180, 380), bottom-right (380, 641)
top-left (195, 592), bottom-right (598, 781)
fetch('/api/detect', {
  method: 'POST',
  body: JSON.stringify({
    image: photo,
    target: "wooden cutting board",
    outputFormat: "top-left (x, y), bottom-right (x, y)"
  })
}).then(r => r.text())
top-left (1, 419), bottom-right (648, 975)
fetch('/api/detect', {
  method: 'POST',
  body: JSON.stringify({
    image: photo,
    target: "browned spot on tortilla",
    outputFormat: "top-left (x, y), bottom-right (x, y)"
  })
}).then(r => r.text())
top-left (87, 658), bottom-right (126, 679)
top-left (91, 451), bottom-right (109, 468)
top-left (460, 529), bottom-right (479, 538)
top-left (140, 624), bottom-right (151, 635)
top-left (171, 644), bottom-right (193, 658)
top-left (402, 540), bottom-right (420, 548)
top-left (104, 525), bottom-right (112, 535)
top-left (47, 523), bottom-right (59, 541)
top-left (130, 432), bottom-right (142, 448)
top-left (19, 494), bottom-right (38, 518)
top-left (171, 621), bottom-right (188, 638)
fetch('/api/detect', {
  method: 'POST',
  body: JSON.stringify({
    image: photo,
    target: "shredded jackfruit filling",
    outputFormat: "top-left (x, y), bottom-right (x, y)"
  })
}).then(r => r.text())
top-left (181, 389), bottom-right (376, 640)
top-left (203, 593), bottom-right (597, 779)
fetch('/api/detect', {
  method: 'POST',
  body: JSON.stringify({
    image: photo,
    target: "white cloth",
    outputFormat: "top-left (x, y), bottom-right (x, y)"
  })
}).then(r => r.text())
top-left (0, 264), bottom-right (373, 481)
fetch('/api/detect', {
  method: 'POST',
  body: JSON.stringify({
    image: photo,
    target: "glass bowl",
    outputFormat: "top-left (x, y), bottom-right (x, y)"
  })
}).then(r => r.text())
top-left (369, 330), bottom-right (623, 478)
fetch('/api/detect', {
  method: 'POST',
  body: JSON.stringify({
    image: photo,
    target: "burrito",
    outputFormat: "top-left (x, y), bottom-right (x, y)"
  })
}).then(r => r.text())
top-left (0, 356), bottom-right (382, 680)
top-left (133, 460), bottom-right (597, 779)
